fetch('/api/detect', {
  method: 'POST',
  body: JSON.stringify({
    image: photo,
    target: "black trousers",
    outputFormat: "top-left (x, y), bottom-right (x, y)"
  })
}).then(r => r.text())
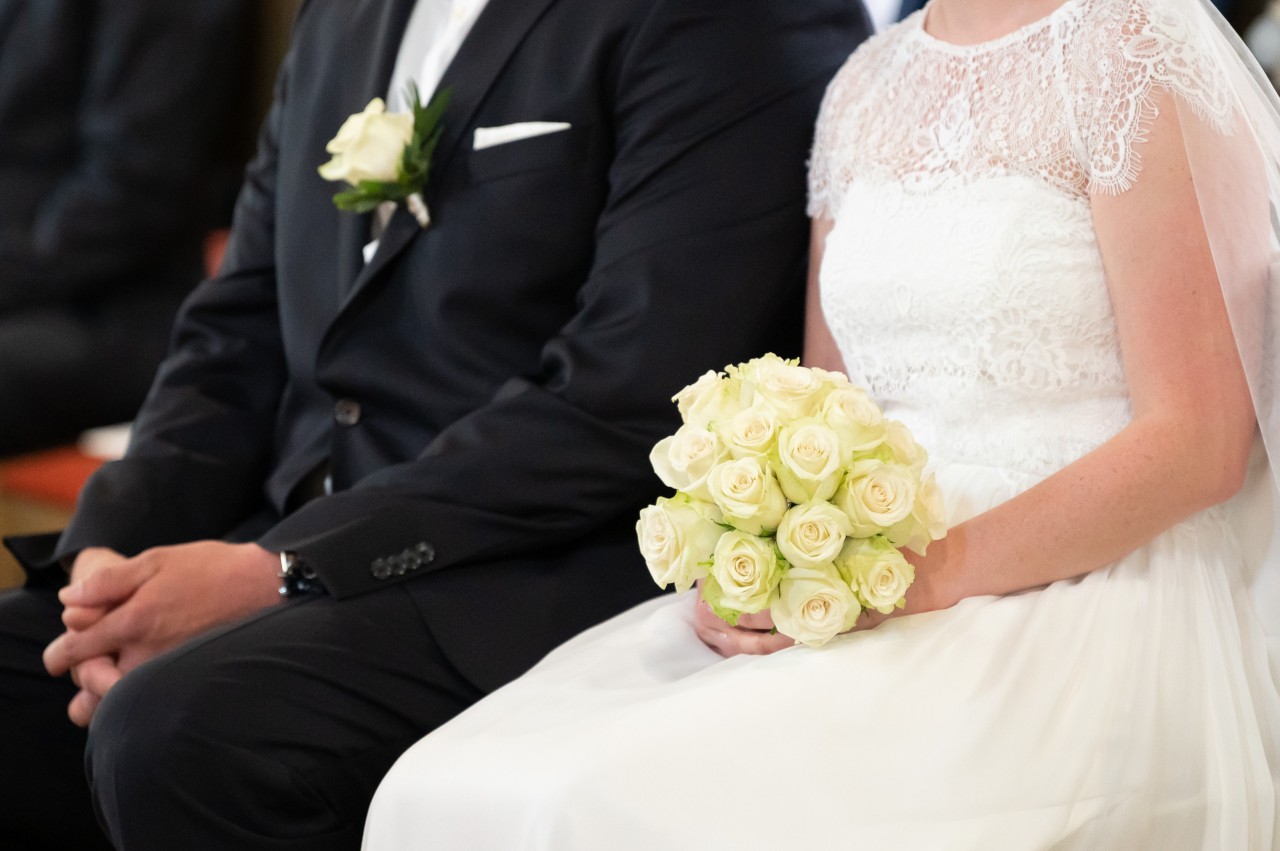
top-left (0, 583), bottom-right (483, 850)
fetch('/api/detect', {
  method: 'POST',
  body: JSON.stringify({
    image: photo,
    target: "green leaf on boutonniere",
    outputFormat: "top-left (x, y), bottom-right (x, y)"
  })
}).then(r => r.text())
top-left (323, 83), bottom-right (452, 227)
top-left (398, 81), bottom-right (450, 192)
top-left (333, 180), bottom-right (403, 213)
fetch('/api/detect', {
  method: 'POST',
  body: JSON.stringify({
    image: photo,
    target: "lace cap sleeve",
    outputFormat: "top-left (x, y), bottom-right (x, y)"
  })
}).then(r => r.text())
top-left (1070, 0), bottom-right (1234, 195)
top-left (807, 54), bottom-right (859, 220)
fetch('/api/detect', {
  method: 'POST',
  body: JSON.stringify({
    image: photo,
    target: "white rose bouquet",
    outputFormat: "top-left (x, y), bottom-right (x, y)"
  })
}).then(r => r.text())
top-left (636, 354), bottom-right (946, 647)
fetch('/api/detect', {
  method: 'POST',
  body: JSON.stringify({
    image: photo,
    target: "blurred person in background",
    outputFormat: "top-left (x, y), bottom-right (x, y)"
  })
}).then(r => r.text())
top-left (0, 0), bottom-right (255, 458)
top-left (1247, 0), bottom-right (1280, 86)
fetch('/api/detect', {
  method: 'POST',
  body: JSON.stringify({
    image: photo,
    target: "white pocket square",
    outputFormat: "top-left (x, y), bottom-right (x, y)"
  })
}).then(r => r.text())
top-left (473, 121), bottom-right (571, 151)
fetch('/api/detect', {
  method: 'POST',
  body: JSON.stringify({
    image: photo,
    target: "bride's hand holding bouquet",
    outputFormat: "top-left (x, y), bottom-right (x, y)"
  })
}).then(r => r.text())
top-left (636, 354), bottom-right (946, 655)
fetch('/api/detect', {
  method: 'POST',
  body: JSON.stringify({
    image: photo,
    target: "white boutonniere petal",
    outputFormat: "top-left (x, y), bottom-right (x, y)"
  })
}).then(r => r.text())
top-left (319, 82), bottom-right (450, 229)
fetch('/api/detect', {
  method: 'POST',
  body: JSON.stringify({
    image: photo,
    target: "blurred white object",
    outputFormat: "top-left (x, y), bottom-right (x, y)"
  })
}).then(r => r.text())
top-left (1246, 0), bottom-right (1280, 83)
top-left (863, 0), bottom-right (902, 30)
top-left (77, 423), bottom-right (131, 460)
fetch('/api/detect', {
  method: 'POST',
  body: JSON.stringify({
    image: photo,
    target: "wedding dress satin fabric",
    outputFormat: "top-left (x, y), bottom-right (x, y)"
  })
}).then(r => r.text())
top-left (363, 0), bottom-right (1280, 846)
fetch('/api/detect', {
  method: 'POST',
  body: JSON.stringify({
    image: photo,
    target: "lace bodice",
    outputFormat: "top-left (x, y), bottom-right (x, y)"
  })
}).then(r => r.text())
top-left (808, 0), bottom-right (1233, 209)
top-left (810, 0), bottom-right (1233, 476)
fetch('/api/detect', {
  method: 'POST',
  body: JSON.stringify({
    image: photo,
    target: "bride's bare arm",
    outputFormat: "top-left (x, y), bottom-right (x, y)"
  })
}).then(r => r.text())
top-left (802, 217), bottom-right (845, 373)
top-left (899, 100), bottom-right (1256, 614)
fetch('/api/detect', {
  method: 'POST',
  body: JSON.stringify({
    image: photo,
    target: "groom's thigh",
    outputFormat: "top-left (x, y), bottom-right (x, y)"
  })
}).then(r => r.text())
top-left (0, 586), bottom-right (115, 850)
top-left (87, 584), bottom-right (483, 851)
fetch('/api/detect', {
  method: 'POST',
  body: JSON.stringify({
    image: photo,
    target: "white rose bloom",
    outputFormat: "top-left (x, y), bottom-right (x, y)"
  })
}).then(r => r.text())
top-left (887, 473), bottom-right (947, 555)
top-left (318, 98), bottom-right (414, 185)
top-left (820, 385), bottom-right (887, 454)
top-left (774, 418), bottom-right (845, 504)
top-left (672, 371), bottom-right (753, 428)
top-left (725, 352), bottom-right (787, 385)
top-left (835, 458), bottom-right (917, 537)
top-left (710, 531), bottom-right (783, 616)
top-left (835, 536), bottom-right (915, 614)
top-left (673, 370), bottom-right (719, 423)
top-left (772, 565), bottom-right (861, 647)
top-left (753, 357), bottom-right (826, 420)
top-left (636, 495), bottom-right (724, 593)
top-left (916, 474), bottom-right (947, 537)
top-left (706, 457), bottom-right (788, 535)
top-left (718, 403), bottom-right (781, 459)
top-left (806, 366), bottom-right (853, 389)
top-left (881, 418), bottom-right (929, 472)
top-left (649, 424), bottom-right (729, 501)
top-left (777, 501), bottom-right (853, 569)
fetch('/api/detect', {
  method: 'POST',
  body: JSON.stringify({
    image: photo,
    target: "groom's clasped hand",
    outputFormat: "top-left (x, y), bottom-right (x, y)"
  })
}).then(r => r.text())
top-left (44, 542), bottom-right (279, 726)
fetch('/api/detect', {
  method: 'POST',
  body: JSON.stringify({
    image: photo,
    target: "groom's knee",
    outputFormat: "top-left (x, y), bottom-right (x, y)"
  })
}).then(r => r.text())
top-left (82, 612), bottom-right (376, 850)
top-left (86, 650), bottom-right (202, 845)
top-left (84, 644), bottom-right (311, 848)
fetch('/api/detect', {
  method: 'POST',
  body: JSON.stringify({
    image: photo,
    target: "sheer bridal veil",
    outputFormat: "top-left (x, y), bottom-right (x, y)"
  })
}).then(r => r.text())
top-left (1182, 0), bottom-right (1280, 671)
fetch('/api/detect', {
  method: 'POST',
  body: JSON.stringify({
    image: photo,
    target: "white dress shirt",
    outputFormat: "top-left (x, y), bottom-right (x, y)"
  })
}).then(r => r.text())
top-left (386, 0), bottom-right (490, 112)
top-left (367, 0), bottom-right (490, 257)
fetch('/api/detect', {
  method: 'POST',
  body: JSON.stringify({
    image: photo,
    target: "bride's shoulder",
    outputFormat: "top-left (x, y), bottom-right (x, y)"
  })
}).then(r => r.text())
top-left (1066, 0), bottom-right (1235, 191)
top-left (1068, 0), bottom-right (1224, 65)
top-left (1066, 0), bottom-right (1232, 112)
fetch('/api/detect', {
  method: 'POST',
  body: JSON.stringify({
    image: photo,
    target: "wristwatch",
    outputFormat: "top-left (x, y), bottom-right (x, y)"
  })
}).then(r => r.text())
top-left (277, 551), bottom-right (324, 597)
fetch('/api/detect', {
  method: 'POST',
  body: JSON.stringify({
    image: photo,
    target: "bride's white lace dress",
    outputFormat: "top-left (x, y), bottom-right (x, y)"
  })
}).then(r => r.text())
top-left (363, 0), bottom-right (1280, 846)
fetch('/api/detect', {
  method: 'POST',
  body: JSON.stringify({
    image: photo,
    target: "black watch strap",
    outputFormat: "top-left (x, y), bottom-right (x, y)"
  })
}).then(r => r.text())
top-left (277, 551), bottom-right (324, 597)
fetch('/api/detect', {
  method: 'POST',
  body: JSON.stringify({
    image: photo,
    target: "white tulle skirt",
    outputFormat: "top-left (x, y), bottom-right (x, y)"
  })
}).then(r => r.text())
top-left (363, 461), bottom-right (1280, 850)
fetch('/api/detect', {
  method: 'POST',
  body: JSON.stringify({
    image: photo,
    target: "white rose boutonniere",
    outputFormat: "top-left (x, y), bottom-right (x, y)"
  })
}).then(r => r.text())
top-left (319, 83), bottom-right (450, 229)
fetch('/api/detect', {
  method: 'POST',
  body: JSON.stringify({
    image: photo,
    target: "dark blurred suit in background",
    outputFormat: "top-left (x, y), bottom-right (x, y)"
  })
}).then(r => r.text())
top-left (0, 0), bottom-right (255, 457)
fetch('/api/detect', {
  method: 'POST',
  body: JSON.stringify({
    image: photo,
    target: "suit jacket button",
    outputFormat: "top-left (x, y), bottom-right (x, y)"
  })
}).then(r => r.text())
top-left (371, 558), bottom-right (392, 580)
top-left (334, 399), bottom-right (361, 426)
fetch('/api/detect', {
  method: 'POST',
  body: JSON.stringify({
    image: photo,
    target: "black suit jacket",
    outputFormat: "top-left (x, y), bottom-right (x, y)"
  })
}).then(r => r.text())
top-left (22, 0), bottom-right (870, 689)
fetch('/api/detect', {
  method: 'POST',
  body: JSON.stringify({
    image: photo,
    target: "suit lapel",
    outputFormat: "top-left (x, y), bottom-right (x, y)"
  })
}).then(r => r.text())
top-left (335, 0), bottom-right (562, 313)
top-left (332, 0), bottom-right (420, 296)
